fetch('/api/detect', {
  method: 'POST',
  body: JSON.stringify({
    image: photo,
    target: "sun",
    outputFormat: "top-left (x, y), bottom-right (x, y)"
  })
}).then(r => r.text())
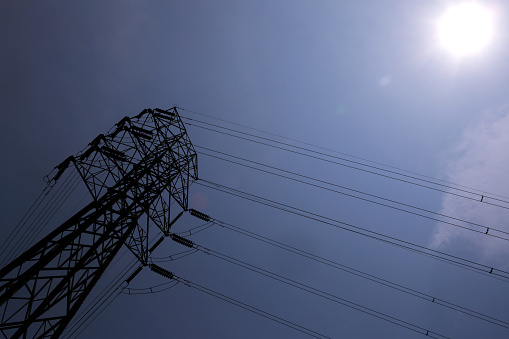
top-left (437, 2), bottom-right (495, 57)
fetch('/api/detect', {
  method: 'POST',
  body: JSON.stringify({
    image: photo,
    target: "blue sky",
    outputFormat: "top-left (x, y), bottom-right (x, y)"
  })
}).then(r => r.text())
top-left (2, 1), bottom-right (509, 338)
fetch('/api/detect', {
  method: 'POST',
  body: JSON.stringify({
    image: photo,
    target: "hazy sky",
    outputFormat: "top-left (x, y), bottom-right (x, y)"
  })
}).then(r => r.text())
top-left (2, 1), bottom-right (509, 338)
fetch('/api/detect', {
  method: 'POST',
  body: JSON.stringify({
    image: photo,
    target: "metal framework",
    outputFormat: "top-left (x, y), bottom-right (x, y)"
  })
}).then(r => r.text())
top-left (0, 108), bottom-right (197, 338)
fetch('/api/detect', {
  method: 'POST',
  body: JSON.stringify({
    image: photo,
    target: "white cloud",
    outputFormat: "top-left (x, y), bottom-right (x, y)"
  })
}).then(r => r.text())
top-left (431, 106), bottom-right (509, 267)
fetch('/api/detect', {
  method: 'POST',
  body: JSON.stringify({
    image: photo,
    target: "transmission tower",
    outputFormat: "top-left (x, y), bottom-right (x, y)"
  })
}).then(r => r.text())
top-left (0, 108), bottom-right (197, 338)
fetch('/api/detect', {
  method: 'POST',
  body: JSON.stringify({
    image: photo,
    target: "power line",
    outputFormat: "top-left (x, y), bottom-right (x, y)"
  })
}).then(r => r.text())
top-left (197, 179), bottom-right (509, 282)
top-left (1, 169), bottom-right (81, 266)
top-left (149, 264), bottom-right (331, 339)
top-left (62, 261), bottom-right (137, 339)
top-left (172, 221), bottom-right (215, 237)
top-left (167, 235), bottom-right (450, 339)
top-left (183, 117), bottom-right (509, 210)
top-left (197, 147), bottom-right (509, 240)
top-left (151, 248), bottom-right (198, 262)
top-left (0, 185), bottom-right (50, 265)
top-left (164, 206), bottom-right (509, 328)
top-left (202, 216), bottom-right (509, 330)
top-left (70, 288), bottom-right (123, 339)
top-left (19, 172), bottom-right (82, 256)
top-left (122, 280), bottom-right (179, 295)
top-left (178, 106), bottom-right (509, 201)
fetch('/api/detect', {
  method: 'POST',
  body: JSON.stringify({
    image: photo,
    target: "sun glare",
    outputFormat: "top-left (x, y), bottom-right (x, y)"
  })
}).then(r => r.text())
top-left (437, 2), bottom-right (494, 57)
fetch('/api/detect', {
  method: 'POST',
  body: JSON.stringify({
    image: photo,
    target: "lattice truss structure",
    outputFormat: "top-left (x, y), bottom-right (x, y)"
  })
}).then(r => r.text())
top-left (0, 108), bottom-right (197, 338)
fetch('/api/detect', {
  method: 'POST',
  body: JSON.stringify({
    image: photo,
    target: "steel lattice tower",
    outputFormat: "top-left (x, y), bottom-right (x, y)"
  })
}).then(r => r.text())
top-left (0, 108), bottom-right (197, 338)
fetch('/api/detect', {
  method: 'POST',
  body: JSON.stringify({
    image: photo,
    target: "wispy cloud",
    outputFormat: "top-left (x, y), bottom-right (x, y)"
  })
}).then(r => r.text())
top-left (431, 106), bottom-right (509, 266)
